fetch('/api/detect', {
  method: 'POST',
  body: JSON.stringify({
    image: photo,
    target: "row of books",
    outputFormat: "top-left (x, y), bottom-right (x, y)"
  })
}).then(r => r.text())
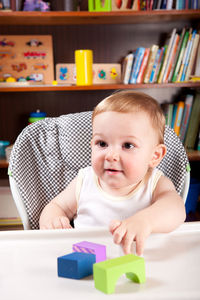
top-left (122, 27), bottom-right (200, 85)
top-left (162, 92), bottom-right (200, 150)
top-left (139, 0), bottom-right (200, 10)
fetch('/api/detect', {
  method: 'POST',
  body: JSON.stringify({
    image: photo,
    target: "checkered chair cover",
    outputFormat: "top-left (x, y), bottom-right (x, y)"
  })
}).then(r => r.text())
top-left (9, 111), bottom-right (190, 230)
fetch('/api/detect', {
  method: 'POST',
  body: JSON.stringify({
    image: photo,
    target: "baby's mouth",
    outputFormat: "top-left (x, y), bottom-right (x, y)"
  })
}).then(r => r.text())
top-left (105, 168), bottom-right (122, 174)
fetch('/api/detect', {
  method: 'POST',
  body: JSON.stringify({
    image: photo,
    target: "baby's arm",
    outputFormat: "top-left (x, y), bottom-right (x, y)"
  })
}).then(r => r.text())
top-left (39, 177), bottom-right (77, 229)
top-left (109, 175), bottom-right (186, 256)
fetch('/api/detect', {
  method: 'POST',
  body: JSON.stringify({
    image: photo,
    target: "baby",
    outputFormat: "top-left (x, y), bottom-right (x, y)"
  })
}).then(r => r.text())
top-left (39, 90), bottom-right (186, 255)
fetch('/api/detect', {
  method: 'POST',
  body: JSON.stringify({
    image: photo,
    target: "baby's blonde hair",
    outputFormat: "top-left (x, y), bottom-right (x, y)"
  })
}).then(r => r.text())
top-left (92, 90), bottom-right (166, 144)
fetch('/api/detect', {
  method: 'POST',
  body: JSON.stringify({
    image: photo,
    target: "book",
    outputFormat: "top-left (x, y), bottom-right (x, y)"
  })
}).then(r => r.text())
top-left (168, 27), bottom-right (186, 82)
top-left (180, 30), bottom-right (197, 82)
top-left (122, 53), bottom-right (134, 84)
top-left (10, 0), bottom-right (16, 10)
top-left (176, 28), bottom-right (193, 82)
top-left (162, 103), bottom-right (174, 126)
top-left (149, 48), bottom-right (161, 83)
top-left (158, 28), bottom-right (176, 83)
top-left (173, 101), bottom-right (185, 136)
top-left (143, 44), bottom-right (159, 83)
top-left (166, 0), bottom-right (173, 9)
top-left (172, 29), bottom-right (190, 82)
top-left (184, 92), bottom-right (200, 150)
top-left (136, 48), bottom-right (150, 83)
top-left (171, 104), bottom-right (178, 129)
top-left (185, 33), bottom-right (200, 81)
top-left (129, 47), bottom-right (145, 84)
top-left (197, 128), bottom-right (200, 151)
top-left (194, 38), bottom-right (200, 76)
top-left (163, 33), bottom-right (180, 83)
top-left (179, 94), bottom-right (194, 143)
top-left (154, 46), bottom-right (166, 83)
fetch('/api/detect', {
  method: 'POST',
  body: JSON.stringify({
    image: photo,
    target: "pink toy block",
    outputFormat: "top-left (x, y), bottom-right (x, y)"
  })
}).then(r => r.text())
top-left (72, 241), bottom-right (106, 263)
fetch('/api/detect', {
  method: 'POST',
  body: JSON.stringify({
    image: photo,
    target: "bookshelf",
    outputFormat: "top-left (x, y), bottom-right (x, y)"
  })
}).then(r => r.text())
top-left (0, 10), bottom-right (200, 161)
top-left (0, 10), bottom-right (200, 25)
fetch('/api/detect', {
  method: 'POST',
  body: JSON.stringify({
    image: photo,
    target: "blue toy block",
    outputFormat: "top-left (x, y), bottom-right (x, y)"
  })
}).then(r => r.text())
top-left (57, 252), bottom-right (96, 279)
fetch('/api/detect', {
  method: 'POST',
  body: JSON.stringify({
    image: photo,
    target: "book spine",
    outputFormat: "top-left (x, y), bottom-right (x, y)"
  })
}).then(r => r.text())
top-left (129, 47), bottom-right (145, 84)
top-left (166, 0), bottom-right (173, 8)
top-left (158, 28), bottom-right (176, 83)
top-left (163, 34), bottom-right (180, 83)
top-left (149, 48), bottom-right (161, 83)
top-left (10, 0), bottom-right (16, 10)
top-left (155, 46), bottom-right (166, 82)
top-left (122, 53), bottom-right (134, 84)
top-left (168, 27), bottom-right (186, 82)
top-left (185, 33), bottom-right (200, 81)
top-left (176, 29), bottom-right (193, 82)
top-left (184, 92), bottom-right (200, 150)
top-left (179, 95), bottom-right (194, 143)
top-left (136, 48), bottom-right (150, 83)
top-left (143, 45), bottom-right (159, 83)
top-left (180, 30), bottom-right (197, 82)
top-left (172, 30), bottom-right (190, 82)
top-left (171, 104), bottom-right (178, 129)
top-left (173, 101), bottom-right (185, 136)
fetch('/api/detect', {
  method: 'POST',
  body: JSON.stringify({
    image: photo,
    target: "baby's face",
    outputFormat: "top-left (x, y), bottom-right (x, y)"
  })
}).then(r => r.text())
top-left (91, 111), bottom-right (160, 196)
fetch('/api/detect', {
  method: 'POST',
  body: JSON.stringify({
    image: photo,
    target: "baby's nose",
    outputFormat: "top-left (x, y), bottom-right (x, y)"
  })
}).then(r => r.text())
top-left (105, 149), bottom-right (119, 161)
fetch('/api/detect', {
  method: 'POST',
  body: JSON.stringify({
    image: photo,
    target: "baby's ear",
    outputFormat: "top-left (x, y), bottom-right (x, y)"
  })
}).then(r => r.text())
top-left (149, 144), bottom-right (167, 168)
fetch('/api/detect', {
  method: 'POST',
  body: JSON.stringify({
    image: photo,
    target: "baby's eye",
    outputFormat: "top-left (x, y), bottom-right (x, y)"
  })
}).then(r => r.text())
top-left (97, 140), bottom-right (107, 148)
top-left (123, 142), bottom-right (134, 149)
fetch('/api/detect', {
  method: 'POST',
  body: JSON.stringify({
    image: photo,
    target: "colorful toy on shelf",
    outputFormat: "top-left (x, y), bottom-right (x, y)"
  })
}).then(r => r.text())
top-left (93, 254), bottom-right (146, 294)
top-left (56, 63), bottom-right (121, 85)
top-left (111, 0), bottom-right (138, 10)
top-left (0, 140), bottom-right (10, 158)
top-left (57, 252), bottom-right (96, 279)
top-left (28, 109), bottom-right (47, 124)
top-left (23, 0), bottom-right (50, 11)
top-left (88, 0), bottom-right (111, 11)
top-left (0, 35), bottom-right (53, 84)
top-left (72, 241), bottom-right (106, 263)
top-left (75, 50), bottom-right (93, 86)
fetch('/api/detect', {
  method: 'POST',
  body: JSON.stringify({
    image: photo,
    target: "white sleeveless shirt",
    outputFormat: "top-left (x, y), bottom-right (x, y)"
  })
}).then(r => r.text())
top-left (74, 166), bottom-right (163, 228)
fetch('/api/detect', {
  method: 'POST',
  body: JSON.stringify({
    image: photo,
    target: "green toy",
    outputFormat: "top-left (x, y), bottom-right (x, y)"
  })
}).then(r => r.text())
top-left (88, 0), bottom-right (111, 12)
top-left (93, 254), bottom-right (146, 294)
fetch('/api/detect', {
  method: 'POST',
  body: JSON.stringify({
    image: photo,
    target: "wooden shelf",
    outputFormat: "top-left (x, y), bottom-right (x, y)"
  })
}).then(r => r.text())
top-left (0, 10), bottom-right (200, 25)
top-left (0, 159), bottom-right (8, 168)
top-left (187, 151), bottom-right (200, 161)
top-left (0, 82), bottom-right (200, 92)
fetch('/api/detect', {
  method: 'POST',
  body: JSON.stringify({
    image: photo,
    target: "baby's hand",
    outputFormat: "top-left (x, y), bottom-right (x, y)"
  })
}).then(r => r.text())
top-left (40, 216), bottom-right (72, 230)
top-left (109, 214), bottom-right (152, 256)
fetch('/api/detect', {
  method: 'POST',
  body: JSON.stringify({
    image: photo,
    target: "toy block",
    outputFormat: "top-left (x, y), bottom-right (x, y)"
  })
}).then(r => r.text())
top-left (57, 252), bottom-right (96, 279)
top-left (88, 0), bottom-right (111, 11)
top-left (93, 254), bottom-right (146, 294)
top-left (72, 241), bottom-right (106, 263)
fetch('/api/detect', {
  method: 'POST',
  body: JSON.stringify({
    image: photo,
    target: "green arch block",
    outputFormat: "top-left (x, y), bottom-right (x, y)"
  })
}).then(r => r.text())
top-left (93, 254), bottom-right (146, 294)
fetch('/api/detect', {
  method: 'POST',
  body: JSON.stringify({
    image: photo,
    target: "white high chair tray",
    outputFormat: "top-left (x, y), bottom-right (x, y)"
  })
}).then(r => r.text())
top-left (0, 222), bottom-right (200, 299)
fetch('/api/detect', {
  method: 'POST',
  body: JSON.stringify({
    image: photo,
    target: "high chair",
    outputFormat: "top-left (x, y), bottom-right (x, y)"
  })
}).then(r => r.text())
top-left (9, 111), bottom-right (190, 230)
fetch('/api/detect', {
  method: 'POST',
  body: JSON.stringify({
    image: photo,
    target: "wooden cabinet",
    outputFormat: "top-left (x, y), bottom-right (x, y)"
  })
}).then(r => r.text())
top-left (0, 10), bottom-right (200, 168)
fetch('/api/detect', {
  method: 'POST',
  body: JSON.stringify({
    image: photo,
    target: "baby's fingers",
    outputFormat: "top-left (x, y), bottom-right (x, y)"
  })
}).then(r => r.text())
top-left (122, 233), bottom-right (135, 255)
top-left (52, 216), bottom-right (70, 229)
top-left (135, 235), bottom-right (145, 256)
top-left (60, 216), bottom-right (72, 229)
top-left (113, 226), bottom-right (126, 244)
top-left (109, 220), bottom-right (121, 234)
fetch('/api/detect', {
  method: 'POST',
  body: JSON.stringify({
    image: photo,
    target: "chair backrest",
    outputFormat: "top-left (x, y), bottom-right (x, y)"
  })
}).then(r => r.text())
top-left (9, 111), bottom-right (190, 230)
